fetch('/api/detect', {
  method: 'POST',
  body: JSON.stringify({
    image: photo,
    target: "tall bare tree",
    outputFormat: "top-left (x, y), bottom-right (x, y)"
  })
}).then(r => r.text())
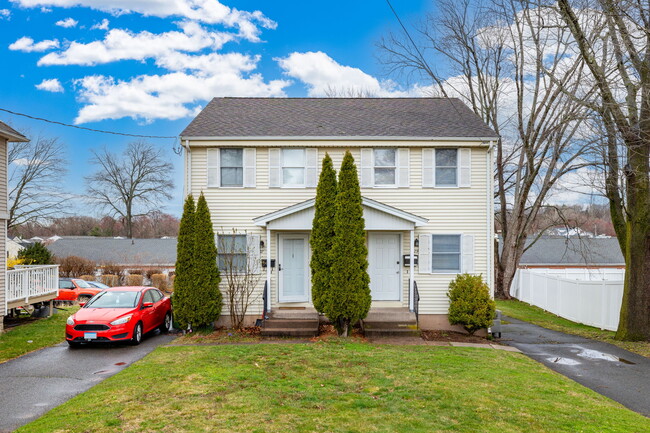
top-left (548, 0), bottom-right (650, 340)
top-left (86, 141), bottom-right (174, 239)
top-left (9, 134), bottom-right (67, 229)
top-left (378, 0), bottom-right (596, 298)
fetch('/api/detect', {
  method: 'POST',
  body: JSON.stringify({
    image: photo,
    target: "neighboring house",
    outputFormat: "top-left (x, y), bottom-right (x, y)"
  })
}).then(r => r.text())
top-left (517, 236), bottom-right (625, 281)
top-left (46, 236), bottom-right (177, 271)
top-left (6, 238), bottom-right (24, 259)
top-left (180, 97), bottom-right (498, 329)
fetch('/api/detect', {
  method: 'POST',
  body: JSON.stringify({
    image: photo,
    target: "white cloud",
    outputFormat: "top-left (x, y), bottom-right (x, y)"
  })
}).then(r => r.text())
top-left (73, 59), bottom-right (290, 123)
top-left (0, 9), bottom-right (11, 19)
top-left (39, 21), bottom-right (232, 66)
top-left (55, 17), bottom-right (77, 27)
top-left (277, 51), bottom-right (417, 97)
top-left (9, 36), bottom-right (60, 52)
top-left (10, 0), bottom-right (275, 40)
top-left (35, 78), bottom-right (64, 92)
top-left (91, 18), bottom-right (109, 30)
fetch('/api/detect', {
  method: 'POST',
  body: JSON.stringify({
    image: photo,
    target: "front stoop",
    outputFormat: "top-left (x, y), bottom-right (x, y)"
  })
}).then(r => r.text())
top-left (363, 308), bottom-right (419, 338)
top-left (261, 308), bottom-right (319, 338)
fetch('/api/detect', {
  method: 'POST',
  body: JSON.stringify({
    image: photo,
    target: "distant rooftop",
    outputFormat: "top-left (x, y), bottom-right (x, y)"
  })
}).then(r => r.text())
top-left (180, 97), bottom-right (499, 140)
top-left (46, 237), bottom-right (177, 266)
top-left (519, 237), bottom-right (624, 266)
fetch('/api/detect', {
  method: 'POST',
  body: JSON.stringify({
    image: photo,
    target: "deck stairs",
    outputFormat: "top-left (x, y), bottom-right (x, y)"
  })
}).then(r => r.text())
top-left (261, 308), bottom-right (320, 338)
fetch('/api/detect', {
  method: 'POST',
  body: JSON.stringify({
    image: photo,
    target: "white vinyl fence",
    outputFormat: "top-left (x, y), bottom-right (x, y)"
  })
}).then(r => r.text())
top-left (5, 265), bottom-right (59, 314)
top-left (511, 268), bottom-right (624, 331)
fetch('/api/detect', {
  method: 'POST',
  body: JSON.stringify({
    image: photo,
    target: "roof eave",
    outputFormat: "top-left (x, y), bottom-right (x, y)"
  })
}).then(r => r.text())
top-left (0, 129), bottom-right (29, 142)
top-left (180, 135), bottom-right (498, 143)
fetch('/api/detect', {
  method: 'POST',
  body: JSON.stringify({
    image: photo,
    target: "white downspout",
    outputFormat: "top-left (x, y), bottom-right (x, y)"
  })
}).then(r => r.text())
top-left (266, 224), bottom-right (271, 313)
top-left (183, 139), bottom-right (191, 197)
top-left (409, 229), bottom-right (415, 311)
top-left (486, 141), bottom-right (494, 295)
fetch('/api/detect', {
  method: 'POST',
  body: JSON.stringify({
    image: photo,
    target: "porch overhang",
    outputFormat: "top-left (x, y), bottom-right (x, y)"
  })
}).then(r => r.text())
top-left (253, 197), bottom-right (428, 231)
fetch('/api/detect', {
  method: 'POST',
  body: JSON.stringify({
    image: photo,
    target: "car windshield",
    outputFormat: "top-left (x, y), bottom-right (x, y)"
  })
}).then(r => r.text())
top-left (74, 279), bottom-right (92, 289)
top-left (84, 291), bottom-right (140, 308)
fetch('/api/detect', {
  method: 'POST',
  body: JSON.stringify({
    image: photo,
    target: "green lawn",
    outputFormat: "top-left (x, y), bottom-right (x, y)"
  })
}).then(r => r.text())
top-left (497, 299), bottom-right (650, 357)
top-left (19, 342), bottom-right (650, 433)
top-left (0, 306), bottom-right (77, 363)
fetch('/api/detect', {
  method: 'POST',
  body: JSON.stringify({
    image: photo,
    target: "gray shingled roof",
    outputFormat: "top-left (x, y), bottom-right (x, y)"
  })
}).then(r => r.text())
top-left (519, 237), bottom-right (624, 266)
top-left (0, 121), bottom-right (28, 142)
top-left (180, 97), bottom-right (498, 139)
top-left (47, 237), bottom-right (177, 266)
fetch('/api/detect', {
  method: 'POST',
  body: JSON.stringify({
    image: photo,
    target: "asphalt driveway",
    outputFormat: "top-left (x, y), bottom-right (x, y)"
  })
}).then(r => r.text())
top-left (502, 316), bottom-right (650, 417)
top-left (0, 330), bottom-right (176, 432)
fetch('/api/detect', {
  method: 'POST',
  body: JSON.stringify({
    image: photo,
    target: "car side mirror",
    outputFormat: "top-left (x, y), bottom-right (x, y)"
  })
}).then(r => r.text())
top-left (142, 302), bottom-right (153, 309)
top-left (79, 302), bottom-right (86, 307)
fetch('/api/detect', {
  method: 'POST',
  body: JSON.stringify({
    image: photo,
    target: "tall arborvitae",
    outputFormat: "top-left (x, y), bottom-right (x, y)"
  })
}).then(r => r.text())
top-left (173, 194), bottom-right (196, 330)
top-left (191, 192), bottom-right (223, 327)
top-left (310, 153), bottom-right (338, 313)
top-left (324, 150), bottom-right (371, 336)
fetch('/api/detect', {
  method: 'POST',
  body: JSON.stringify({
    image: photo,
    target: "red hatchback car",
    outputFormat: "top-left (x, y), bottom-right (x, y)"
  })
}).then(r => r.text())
top-left (65, 286), bottom-right (172, 347)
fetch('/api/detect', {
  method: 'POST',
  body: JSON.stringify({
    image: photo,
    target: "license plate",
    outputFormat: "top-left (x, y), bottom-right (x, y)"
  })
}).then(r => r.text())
top-left (84, 332), bottom-right (97, 340)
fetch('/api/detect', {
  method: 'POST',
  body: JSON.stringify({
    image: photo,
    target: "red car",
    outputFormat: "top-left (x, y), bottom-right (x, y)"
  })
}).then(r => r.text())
top-left (66, 286), bottom-right (172, 347)
top-left (56, 278), bottom-right (103, 303)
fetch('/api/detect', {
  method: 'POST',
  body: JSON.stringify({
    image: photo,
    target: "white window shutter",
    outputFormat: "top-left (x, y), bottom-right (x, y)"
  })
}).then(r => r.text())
top-left (243, 148), bottom-right (256, 188)
top-left (247, 234), bottom-right (261, 274)
top-left (459, 148), bottom-right (471, 188)
top-left (422, 148), bottom-right (434, 187)
top-left (207, 148), bottom-right (220, 188)
top-left (397, 148), bottom-right (410, 187)
top-left (268, 148), bottom-right (281, 187)
top-left (360, 148), bottom-right (373, 187)
top-left (418, 234), bottom-right (431, 274)
top-left (305, 148), bottom-right (319, 188)
top-left (462, 234), bottom-right (475, 273)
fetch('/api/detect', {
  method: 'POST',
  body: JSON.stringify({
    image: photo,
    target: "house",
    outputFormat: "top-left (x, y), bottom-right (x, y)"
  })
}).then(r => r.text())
top-left (46, 236), bottom-right (177, 272)
top-left (517, 236), bottom-right (625, 281)
top-left (180, 97), bottom-right (498, 331)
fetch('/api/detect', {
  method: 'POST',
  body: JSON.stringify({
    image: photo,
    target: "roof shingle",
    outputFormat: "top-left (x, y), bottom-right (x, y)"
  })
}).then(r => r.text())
top-left (180, 97), bottom-right (498, 139)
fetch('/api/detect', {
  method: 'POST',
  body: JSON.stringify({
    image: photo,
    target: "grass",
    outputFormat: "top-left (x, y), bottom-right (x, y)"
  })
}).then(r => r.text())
top-left (0, 306), bottom-right (78, 363)
top-left (19, 341), bottom-right (650, 433)
top-left (497, 299), bottom-right (650, 358)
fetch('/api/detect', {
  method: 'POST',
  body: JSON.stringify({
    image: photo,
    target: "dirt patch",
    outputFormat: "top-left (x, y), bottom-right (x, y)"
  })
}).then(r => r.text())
top-left (421, 330), bottom-right (498, 345)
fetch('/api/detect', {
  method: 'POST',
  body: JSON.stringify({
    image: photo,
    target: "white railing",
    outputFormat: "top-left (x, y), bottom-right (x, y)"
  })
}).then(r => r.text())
top-left (511, 268), bottom-right (624, 331)
top-left (6, 265), bottom-right (59, 306)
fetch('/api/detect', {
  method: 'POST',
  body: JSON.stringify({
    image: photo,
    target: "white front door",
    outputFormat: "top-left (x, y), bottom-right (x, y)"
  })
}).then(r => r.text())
top-left (278, 234), bottom-right (309, 303)
top-left (368, 233), bottom-right (401, 301)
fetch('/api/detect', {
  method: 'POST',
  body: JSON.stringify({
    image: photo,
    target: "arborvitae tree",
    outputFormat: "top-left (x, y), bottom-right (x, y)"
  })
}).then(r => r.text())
top-left (172, 194), bottom-right (196, 330)
top-left (18, 242), bottom-right (53, 264)
top-left (324, 151), bottom-right (371, 336)
top-left (191, 193), bottom-right (222, 327)
top-left (310, 153), bottom-right (338, 313)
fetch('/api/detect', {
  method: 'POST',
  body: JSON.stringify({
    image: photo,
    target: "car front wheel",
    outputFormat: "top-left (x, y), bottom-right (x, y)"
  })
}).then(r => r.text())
top-left (159, 312), bottom-right (172, 333)
top-left (131, 322), bottom-right (143, 346)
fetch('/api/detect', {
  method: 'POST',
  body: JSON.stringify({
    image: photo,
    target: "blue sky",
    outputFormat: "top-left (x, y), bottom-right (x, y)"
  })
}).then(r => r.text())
top-left (0, 0), bottom-right (435, 216)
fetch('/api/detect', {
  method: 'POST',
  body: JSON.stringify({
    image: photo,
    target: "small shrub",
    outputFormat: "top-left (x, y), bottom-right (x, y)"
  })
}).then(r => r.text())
top-left (129, 269), bottom-right (144, 275)
top-left (7, 258), bottom-right (25, 269)
top-left (151, 274), bottom-right (168, 292)
top-left (79, 275), bottom-right (95, 281)
top-left (101, 262), bottom-right (124, 277)
top-left (18, 242), bottom-right (53, 265)
top-left (101, 274), bottom-right (120, 287)
top-left (146, 268), bottom-right (162, 279)
top-left (57, 256), bottom-right (96, 278)
top-left (447, 274), bottom-right (496, 335)
top-left (126, 274), bottom-right (143, 286)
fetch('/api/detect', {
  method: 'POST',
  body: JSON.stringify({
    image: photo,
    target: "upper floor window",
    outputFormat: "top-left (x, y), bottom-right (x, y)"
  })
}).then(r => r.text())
top-left (431, 234), bottom-right (461, 272)
top-left (220, 148), bottom-right (243, 187)
top-left (435, 149), bottom-right (458, 187)
top-left (282, 148), bottom-right (305, 187)
top-left (374, 148), bottom-right (396, 186)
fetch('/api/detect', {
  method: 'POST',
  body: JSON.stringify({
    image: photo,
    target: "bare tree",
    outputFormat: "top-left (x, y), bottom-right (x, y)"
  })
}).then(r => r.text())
top-left (547, 0), bottom-right (650, 340)
top-left (86, 141), bottom-right (174, 239)
top-left (218, 230), bottom-right (261, 330)
top-left (9, 134), bottom-right (67, 229)
top-left (378, 0), bottom-right (597, 298)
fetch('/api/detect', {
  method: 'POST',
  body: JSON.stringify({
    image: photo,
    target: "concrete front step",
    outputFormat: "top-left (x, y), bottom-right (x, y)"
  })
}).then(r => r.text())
top-left (363, 321), bottom-right (417, 329)
top-left (263, 319), bottom-right (319, 329)
top-left (261, 327), bottom-right (318, 337)
top-left (262, 308), bottom-right (319, 337)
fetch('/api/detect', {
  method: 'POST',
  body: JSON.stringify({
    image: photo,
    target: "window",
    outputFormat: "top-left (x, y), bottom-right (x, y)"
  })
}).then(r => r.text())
top-left (435, 149), bottom-right (458, 187)
top-left (220, 148), bottom-right (243, 187)
top-left (218, 234), bottom-right (247, 272)
top-left (282, 149), bottom-right (305, 186)
top-left (151, 289), bottom-right (163, 302)
top-left (432, 235), bottom-right (461, 272)
top-left (374, 148), bottom-right (396, 185)
top-left (143, 290), bottom-right (155, 304)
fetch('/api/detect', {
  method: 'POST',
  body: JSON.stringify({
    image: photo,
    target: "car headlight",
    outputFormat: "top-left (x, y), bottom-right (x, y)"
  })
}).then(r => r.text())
top-left (66, 316), bottom-right (75, 326)
top-left (110, 315), bottom-right (132, 326)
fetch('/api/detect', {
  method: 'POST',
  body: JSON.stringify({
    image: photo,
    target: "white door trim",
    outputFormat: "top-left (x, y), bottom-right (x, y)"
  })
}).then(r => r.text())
top-left (278, 233), bottom-right (310, 303)
top-left (368, 232), bottom-right (402, 302)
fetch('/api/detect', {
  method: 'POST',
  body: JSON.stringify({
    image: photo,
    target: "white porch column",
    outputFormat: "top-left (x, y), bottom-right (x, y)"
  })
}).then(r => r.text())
top-left (409, 229), bottom-right (415, 311)
top-left (266, 224), bottom-right (272, 313)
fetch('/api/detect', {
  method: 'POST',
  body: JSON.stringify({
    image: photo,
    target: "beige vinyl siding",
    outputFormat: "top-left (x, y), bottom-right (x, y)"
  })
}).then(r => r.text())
top-left (0, 139), bottom-right (7, 215)
top-left (0, 139), bottom-right (6, 321)
top-left (189, 141), bottom-right (492, 316)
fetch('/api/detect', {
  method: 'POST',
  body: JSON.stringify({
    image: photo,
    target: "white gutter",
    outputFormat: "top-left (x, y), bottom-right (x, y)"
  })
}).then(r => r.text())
top-left (180, 136), bottom-right (498, 143)
top-left (487, 140), bottom-right (495, 294)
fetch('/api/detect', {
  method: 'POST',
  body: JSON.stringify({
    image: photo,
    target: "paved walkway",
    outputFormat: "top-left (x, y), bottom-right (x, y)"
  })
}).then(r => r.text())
top-left (0, 331), bottom-right (176, 432)
top-left (502, 316), bottom-right (650, 417)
